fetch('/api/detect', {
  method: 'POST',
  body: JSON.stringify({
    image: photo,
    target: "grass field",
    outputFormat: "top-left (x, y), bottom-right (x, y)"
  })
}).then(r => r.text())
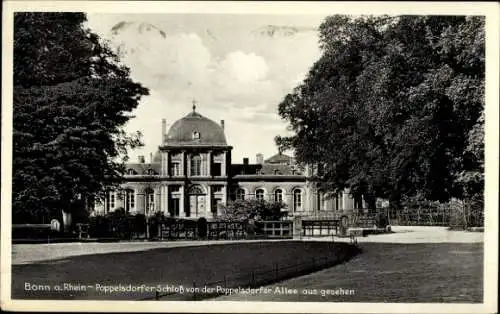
top-left (217, 242), bottom-right (483, 303)
top-left (12, 241), bottom-right (358, 300)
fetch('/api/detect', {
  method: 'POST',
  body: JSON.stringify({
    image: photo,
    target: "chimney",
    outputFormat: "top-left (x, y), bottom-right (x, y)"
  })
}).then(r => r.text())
top-left (243, 157), bottom-right (249, 165)
top-left (256, 153), bottom-right (264, 164)
top-left (161, 118), bottom-right (167, 142)
top-left (220, 120), bottom-right (225, 131)
top-left (138, 155), bottom-right (145, 163)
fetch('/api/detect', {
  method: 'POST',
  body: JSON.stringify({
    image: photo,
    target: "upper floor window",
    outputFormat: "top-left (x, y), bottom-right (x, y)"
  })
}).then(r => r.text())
top-left (192, 131), bottom-right (200, 140)
top-left (170, 161), bottom-right (181, 176)
top-left (211, 161), bottom-right (222, 176)
top-left (255, 189), bottom-right (265, 201)
top-left (191, 155), bottom-right (201, 176)
top-left (236, 188), bottom-right (246, 200)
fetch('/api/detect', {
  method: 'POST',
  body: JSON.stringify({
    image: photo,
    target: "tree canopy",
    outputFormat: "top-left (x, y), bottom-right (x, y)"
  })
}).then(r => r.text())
top-left (13, 13), bottom-right (149, 223)
top-left (276, 15), bottom-right (484, 209)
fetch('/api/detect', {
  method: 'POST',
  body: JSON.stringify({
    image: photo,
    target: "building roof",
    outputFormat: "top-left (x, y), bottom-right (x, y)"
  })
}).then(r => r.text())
top-left (265, 152), bottom-right (294, 164)
top-left (164, 107), bottom-right (227, 146)
top-left (231, 163), bottom-right (302, 176)
top-left (125, 162), bottom-right (161, 175)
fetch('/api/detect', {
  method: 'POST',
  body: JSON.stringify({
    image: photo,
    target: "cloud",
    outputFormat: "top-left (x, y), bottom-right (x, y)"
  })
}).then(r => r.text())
top-left (86, 14), bottom-right (322, 161)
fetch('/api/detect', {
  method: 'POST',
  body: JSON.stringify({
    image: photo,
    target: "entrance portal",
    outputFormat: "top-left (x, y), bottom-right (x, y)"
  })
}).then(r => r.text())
top-left (187, 185), bottom-right (206, 218)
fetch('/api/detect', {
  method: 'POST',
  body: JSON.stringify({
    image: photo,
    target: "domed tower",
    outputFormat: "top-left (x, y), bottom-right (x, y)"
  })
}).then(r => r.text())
top-left (158, 102), bottom-right (232, 219)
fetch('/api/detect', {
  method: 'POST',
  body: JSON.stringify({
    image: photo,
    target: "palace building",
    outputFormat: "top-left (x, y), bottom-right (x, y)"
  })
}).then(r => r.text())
top-left (93, 105), bottom-right (358, 218)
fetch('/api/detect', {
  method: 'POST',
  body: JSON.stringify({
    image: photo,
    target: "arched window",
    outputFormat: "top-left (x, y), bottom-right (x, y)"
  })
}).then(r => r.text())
top-left (255, 189), bottom-right (265, 201)
top-left (192, 131), bottom-right (200, 140)
top-left (293, 189), bottom-right (302, 212)
top-left (236, 188), bottom-right (246, 200)
top-left (145, 188), bottom-right (154, 215)
top-left (274, 189), bottom-right (283, 203)
top-left (125, 189), bottom-right (135, 213)
top-left (191, 155), bottom-right (201, 176)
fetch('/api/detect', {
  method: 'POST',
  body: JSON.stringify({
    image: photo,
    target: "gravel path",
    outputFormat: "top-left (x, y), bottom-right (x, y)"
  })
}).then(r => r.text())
top-left (11, 226), bottom-right (482, 266)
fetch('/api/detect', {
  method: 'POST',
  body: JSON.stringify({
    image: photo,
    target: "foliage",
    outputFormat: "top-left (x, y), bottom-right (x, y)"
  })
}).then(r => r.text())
top-left (276, 15), bottom-right (484, 209)
top-left (13, 13), bottom-right (149, 223)
top-left (219, 199), bottom-right (288, 221)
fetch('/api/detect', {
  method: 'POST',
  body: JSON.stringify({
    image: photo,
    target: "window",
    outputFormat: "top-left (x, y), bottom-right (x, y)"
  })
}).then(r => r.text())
top-left (191, 155), bottom-right (201, 176)
top-left (145, 189), bottom-right (154, 215)
top-left (170, 161), bottom-right (181, 176)
top-left (211, 162), bottom-right (222, 176)
top-left (170, 185), bottom-right (181, 193)
top-left (236, 188), bottom-right (246, 200)
top-left (274, 169), bottom-right (280, 175)
top-left (274, 189), bottom-right (283, 203)
top-left (293, 189), bottom-right (302, 212)
top-left (212, 186), bottom-right (223, 193)
top-left (147, 169), bottom-right (154, 175)
top-left (128, 169), bottom-right (135, 175)
top-left (105, 191), bottom-right (115, 213)
top-left (255, 189), bottom-right (265, 201)
top-left (318, 190), bottom-right (325, 211)
top-left (192, 131), bottom-right (200, 140)
top-left (334, 193), bottom-right (341, 211)
top-left (125, 189), bottom-right (135, 212)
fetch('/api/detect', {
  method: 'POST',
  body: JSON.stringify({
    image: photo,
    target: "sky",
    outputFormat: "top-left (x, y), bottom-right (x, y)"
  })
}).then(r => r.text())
top-left (86, 13), bottom-right (327, 164)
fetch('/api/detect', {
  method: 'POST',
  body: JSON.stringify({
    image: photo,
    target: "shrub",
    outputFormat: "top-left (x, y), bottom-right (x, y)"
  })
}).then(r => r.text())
top-left (220, 199), bottom-right (287, 221)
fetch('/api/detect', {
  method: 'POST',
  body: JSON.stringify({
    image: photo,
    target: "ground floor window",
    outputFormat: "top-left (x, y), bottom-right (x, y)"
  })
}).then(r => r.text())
top-left (236, 188), bottom-right (245, 200)
top-left (274, 189), bottom-right (283, 203)
top-left (293, 189), bottom-right (302, 212)
top-left (125, 189), bottom-right (135, 212)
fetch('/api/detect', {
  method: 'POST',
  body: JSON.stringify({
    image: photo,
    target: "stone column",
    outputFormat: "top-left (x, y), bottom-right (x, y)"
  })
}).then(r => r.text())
top-left (221, 151), bottom-right (226, 176)
top-left (179, 185), bottom-right (186, 217)
top-left (287, 190), bottom-right (294, 213)
top-left (186, 153), bottom-right (191, 177)
top-left (164, 151), bottom-right (170, 176)
top-left (207, 151), bottom-right (212, 177)
top-left (181, 151), bottom-right (186, 177)
top-left (206, 185), bottom-right (211, 217)
top-left (162, 185), bottom-right (169, 216)
top-left (154, 186), bottom-right (161, 215)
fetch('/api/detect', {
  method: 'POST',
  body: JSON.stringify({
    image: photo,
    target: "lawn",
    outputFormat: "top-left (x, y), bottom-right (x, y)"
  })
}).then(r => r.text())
top-left (12, 241), bottom-right (359, 300)
top-left (217, 242), bottom-right (484, 303)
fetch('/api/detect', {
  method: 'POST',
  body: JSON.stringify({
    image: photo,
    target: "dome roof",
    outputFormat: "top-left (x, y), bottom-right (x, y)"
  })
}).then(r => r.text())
top-left (164, 108), bottom-right (227, 146)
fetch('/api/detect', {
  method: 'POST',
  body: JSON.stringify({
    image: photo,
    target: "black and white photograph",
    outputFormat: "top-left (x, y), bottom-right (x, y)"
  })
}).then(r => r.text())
top-left (1, 1), bottom-right (498, 313)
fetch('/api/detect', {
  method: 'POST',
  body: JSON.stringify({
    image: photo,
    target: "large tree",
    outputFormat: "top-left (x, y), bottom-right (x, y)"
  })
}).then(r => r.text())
top-left (13, 13), bottom-right (149, 225)
top-left (276, 15), bottom-right (484, 210)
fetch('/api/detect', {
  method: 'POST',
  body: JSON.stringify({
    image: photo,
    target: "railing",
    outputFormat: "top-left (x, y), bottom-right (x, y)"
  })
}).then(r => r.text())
top-left (261, 221), bottom-right (293, 238)
top-left (301, 220), bottom-right (340, 237)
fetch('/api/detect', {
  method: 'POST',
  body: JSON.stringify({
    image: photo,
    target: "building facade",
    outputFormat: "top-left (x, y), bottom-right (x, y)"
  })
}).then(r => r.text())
top-left (93, 106), bottom-right (358, 218)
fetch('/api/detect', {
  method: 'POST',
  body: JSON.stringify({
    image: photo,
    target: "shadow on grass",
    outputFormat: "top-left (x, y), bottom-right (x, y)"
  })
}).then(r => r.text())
top-left (12, 241), bottom-right (360, 301)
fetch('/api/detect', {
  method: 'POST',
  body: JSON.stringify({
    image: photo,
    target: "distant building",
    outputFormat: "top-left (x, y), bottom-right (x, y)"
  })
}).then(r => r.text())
top-left (93, 105), bottom-right (359, 218)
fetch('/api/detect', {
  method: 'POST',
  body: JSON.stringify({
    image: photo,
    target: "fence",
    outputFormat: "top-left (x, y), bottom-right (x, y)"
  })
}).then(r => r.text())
top-left (261, 221), bottom-right (293, 238)
top-left (301, 220), bottom-right (340, 237)
top-left (142, 242), bottom-right (359, 301)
